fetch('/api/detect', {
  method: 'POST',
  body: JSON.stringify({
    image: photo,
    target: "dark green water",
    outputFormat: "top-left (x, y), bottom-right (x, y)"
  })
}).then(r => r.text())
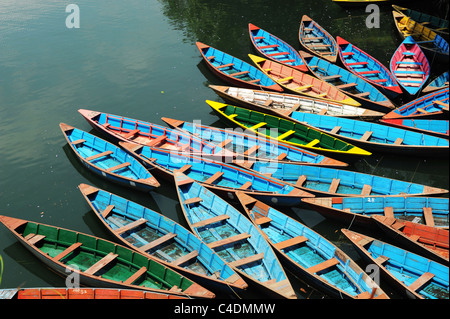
top-left (0, 0), bottom-right (448, 300)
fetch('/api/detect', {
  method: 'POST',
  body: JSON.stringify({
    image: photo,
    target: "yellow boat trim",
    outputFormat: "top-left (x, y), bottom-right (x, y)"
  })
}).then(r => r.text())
top-left (294, 85), bottom-right (313, 91)
top-left (248, 54), bottom-right (267, 65)
top-left (249, 122), bottom-right (267, 130)
top-left (229, 114), bottom-right (238, 119)
top-left (341, 98), bottom-right (361, 107)
top-left (279, 76), bottom-right (294, 83)
top-left (277, 130), bottom-right (296, 141)
top-left (304, 139), bottom-right (320, 148)
top-left (265, 68), bottom-right (272, 72)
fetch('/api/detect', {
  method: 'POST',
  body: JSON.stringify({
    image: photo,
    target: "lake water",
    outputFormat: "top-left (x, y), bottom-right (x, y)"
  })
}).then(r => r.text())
top-left (0, 0), bottom-right (448, 299)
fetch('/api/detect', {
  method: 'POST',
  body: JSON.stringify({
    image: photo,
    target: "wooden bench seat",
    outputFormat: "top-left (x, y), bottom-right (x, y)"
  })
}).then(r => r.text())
top-left (230, 70), bottom-right (250, 77)
top-left (106, 162), bottom-right (131, 172)
top-left (239, 181), bottom-right (252, 190)
top-left (216, 63), bottom-right (234, 69)
top-left (322, 75), bottom-right (342, 81)
top-left (123, 129), bottom-right (140, 139)
top-left (276, 152), bottom-right (288, 161)
top-left (114, 218), bottom-right (147, 235)
top-left (336, 82), bottom-right (357, 89)
top-left (146, 135), bottom-right (167, 147)
top-left (269, 51), bottom-right (289, 56)
top-left (102, 205), bottom-right (115, 218)
top-left (384, 206), bottom-right (394, 219)
top-left (86, 151), bottom-right (113, 161)
top-left (263, 99), bottom-right (274, 106)
top-left (178, 164), bottom-right (192, 174)
top-left (305, 139), bottom-right (320, 148)
top-left (330, 126), bottom-right (341, 134)
top-left (123, 266), bottom-right (147, 285)
top-left (229, 253), bottom-right (264, 268)
top-left (274, 236), bottom-right (308, 250)
top-left (244, 145), bottom-right (260, 156)
top-left (409, 272), bottom-right (435, 292)
top-left (259, 44), bottom-right (279, 49)
top-left (393, 138), bottom-right (403, 145)
top-left (278, 76), bottom-right (294, 83)
top-left (192, 215), bottom-right (230, 228)
top-left (328, 178), bottom-right (340, 194)
top-left (423, 207), bottom-right (435, 227)
top-left (139, 233), bottom-right (177, 252)
top-left (208, 233), bottom-right (251, 249)
top-left (374, 255), bottom-right (389, 265)
top-left (172, 251), bottom-right (199, 267)
top-left (254, 216), bottom-right (272, 225)
top-left (204, 171), bottom-right (224, 184)
top-left (72, 139), bottom-right (86, 145)
top-left (26, 234), bottom-right (46, 245)
top-left (218, 139), bottom-right (233, 148)
top-left (358, 70), bottom-right (380, 75)
top-left (249, 122), bottom-right (267, 130)
top-left (277, 130), bottom-right (296, 141)
top-left (184, 197), bottom-right (203, 205)
top-left (307, 257), bottom-right (339, 274)
top-left (347, 61), bottom-right (369, 66)
top-left (53, 242), bottom-right (83, 262)
top-left (84, 252), bottom-right (118, 275)
top-left (360, 131), bottom-right (373, 141)
top-left (360, 184), bottom-right (372, 196)
top-left (248, 79), bottom-right (261, 83)
top-left (295, 175), bottom-right (307, 187)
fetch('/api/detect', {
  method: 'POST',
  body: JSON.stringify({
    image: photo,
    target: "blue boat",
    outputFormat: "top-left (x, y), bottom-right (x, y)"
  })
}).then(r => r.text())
top-left (422, 71), bottom-right (449, 94)
top-left (302, 196), bottom-right (449, 228)
top-left (342, 229), bottom-right (449, 299)
top-left (60, 123), bottom-right (160, 192)
top-left (383, 88), bottom-right (449, 120)
top-left (390, 36), bottom-right (430, 96)
top-left (161, 117), bottom-right (349, 167)
top-left (78, 183), bottom-right (248, 293)
top-left (173, 171), bottom-right (297, 299)
top-left (236, 192), bottom-right (389, 299)
top-left (300, 51), bottom-right (395, 113)
top-left (78, 109), bottom-right (233, 161)
top-left (287, 112), bottom-right (449, 157)
top-left (119, 142), bottom-right (313, 206)
top-left (380, 118), bottom-right (449, 139)
top-left (235, 161), bottom-right (449, 197)
top-left (337, 36), bottom-right (403, 99)
top-left (249, 23), bottom-right (308, 72)
top-left (299, 15), bottom-right (338, 64)
top-left (196, 42), bottom-right (283, 92)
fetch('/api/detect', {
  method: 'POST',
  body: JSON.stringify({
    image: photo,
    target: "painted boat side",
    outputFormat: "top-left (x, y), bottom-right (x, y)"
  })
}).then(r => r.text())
top-left (379, 119), bottom-right (449, 139)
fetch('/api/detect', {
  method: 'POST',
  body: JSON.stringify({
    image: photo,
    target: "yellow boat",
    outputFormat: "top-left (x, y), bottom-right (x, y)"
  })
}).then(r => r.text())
top-left (206, 100), bottom-right (372, 158)
top-left (248, 54), bottom-right (361, 107)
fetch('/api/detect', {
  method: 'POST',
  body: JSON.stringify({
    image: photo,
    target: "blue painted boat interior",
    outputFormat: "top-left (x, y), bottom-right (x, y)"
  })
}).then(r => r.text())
top-left (85, 186), bottom-right (238, 282)
top-left (177, 177), bottom-right (288, 285)
top-left (201, 46), bottom-right (277, 87)
top-left (365, 239), bottom-right (449, 299)
top-left (247, 202), bottom-right (375, 296)
top-left (393, 88), bottom-right (449, 116)
top-left (333, 197), bottom-right (449, 228)
top-left (135, 145), bottom-right (295, 194)
top-left (250, 27), bottom-right (305, 68)
top-left (304, 54), bottom-right (389, 103)
top-left (427, 72), bottom-right (449, 89)
top-left (250, 161), bottom-right (429, 196)
top-left (301, 19), bottom-right (337, 56)
top-left (177, 120), bottom-right (328, 164)
top-left (339, 41), bottom-right (397, 89)
top-left (96, 112), bottom-right (221, 156)
top-left (396, 119), bottom-right (449, 136)
top-left (67, 127), bottom-right (153, 181)
top-left (290, 112), bottom-right (449, 147)
top-left (433, 34), bottom-right (450, 54)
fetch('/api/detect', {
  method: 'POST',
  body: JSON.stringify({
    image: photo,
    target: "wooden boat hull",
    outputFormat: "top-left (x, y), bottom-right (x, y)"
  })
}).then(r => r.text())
top-left (241, 161), bottom-right (449, 198)
top-left (302, 197), bottom-right (450, 229)
top-left (207, 100), bottom-right (372, 160)
top-left (287, 112), bottom-right (449, 157)
top-left (78, 109), bottom-right (232, 161)
top-left (236, 192), bottom-right (388, 299)
top-left (0, 215), bottom-right (215, 299)
top-left (379, 119), bottom-right (449, 139)
top-left (300, 51), bottom-right (395, 113)
top-left (383, 88), bottom-right (449, 120)
top-left (248, 54), bottom-right (361, 106)
top-left (209, 85), bottom-right (384, 121)
top-left (0, 287), bottom-right (189, 299)
top-left (119, 142), bottom-right (314, 206)
top-left (337, 36), bottom-right (403, 99)
top-left (79, 183), bottom-right (248, 293)
top-left (298, 15), bottom-right (338, 63)
top-left (372, 215), bottom-right (449, 265)
top-left (342, 229), bottom-right (449, 299)
top-left (161, 116), bottom-right (349, 168)
top-left (249, 23), bottom-right (308, 71)
top-left (390, 36), bottom-right (430, 96)
top-left (60, 123), bottom-right (160, 192)
top-left (173, 172), bottom-right (297, 299)
top-left (196, 42), bottom-right (283, 92)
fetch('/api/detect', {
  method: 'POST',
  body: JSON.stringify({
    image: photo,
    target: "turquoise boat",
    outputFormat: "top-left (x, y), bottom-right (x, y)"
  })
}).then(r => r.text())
top-left (60, 123), bottom-right (160, 192)
top-left (161, 117), bottom-right (348, 167)
top-left (383, 88), bottom-right (449, 120)
top-left (342, 229), bottom-right (449, 299)
top-left (337, 36), bottom-right (403, 99)
top-left (287, 112), bottom-right (449, 157)
top-left (422, 72), bottom-right (449, 94)
top-left (173, 171), bottom-right (297, 299)
top-left (249, 23), bottom-right (308, 72)
top-left (234, 161), bottom-right (449, 197)
top-left (79, 183), bottom-right (248, 293)
top-left (300, 51), bottom-right (395, 113)
top-left (236, 192), bottom-right (388, 299)
top-left (302, 196), bottom-right (449, 228)
top-left (379, 118), bottom-right (449, 139)
top-left (119, 142), bottom-right (313, 206)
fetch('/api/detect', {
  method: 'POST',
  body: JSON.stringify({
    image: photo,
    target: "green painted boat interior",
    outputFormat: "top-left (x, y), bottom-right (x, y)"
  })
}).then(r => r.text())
top-left (219, 104), bottom-right (355, 152)
top-left (18, 221), bottom-right (194, 291)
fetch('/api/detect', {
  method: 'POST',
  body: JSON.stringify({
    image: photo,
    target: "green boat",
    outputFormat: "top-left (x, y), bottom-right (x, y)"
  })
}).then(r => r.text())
top-left (207, 100), bottom-right (371, 158)
top-left (0, 215), bottom-right (215, 299)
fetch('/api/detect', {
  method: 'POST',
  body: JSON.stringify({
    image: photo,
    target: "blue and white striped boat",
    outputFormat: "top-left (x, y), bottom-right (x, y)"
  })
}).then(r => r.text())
top-left (287, 112), bottom-right (449, 157)
top-left (342, 229), bottom-right (449, 299)
top-left (78, 183), bottom-right (248, 293)
top-left (236, 192), bottom-right (388, 299)
top-left (60, 123), bottom-right (160, 192)
top-left (235, 161), bottom-right (449, 197)
top-left (173, 171), bottom-right (297, 299)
